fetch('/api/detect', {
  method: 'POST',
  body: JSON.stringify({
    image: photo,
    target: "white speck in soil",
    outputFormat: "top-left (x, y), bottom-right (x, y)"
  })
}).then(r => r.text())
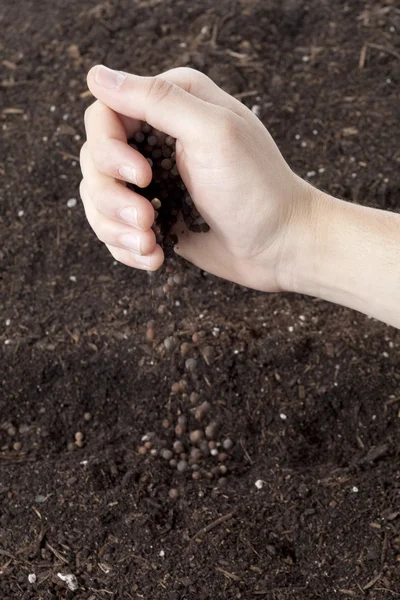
top-left (255, 480), bottom-right (264, 489)
top-left (18, 209), bottom-right (24, 217)
top-left (279, 413), bottom-right (287, 420)
top-left (28, 574), bottom-right (37, 584)
top-left (352, 486), bottom-right (359, 493)
top-left (69, 275), bottom-right (77, 282)
top-left (67, 198), bottom-right (77, 208)
top-left (50, 105), bottom-right (56, 112)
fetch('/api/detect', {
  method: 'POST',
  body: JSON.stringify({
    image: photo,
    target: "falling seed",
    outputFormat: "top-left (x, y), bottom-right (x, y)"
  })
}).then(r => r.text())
top-left (142, 123), bottom-right (152, 133)
top-left (195, 401), bottom-right (211, 421)
top-left (190, 392), bottom-right (200, 405)
top-left (169, 458), bottom-right (177, 468)
top-left (222, 438), bottom-right (233, 450)
top-left (169, 488), bottom-right (179, 499)
top-left (151, 198), bottom-right (161, 210)
top-left (177, 460), bottom-right (188, 473)
top-left (173, 273), bottom-right (184, 285)
top-left (147, 135), bottom-right (157, 146)
top-left (192, 471), bottom-right (201, 480)
top-left (163, 284), bottom-right (171, 294)
top-left (190, 448), bottom-right (202, 462)
top-left (134, 131), bottom-right (145, 143)
top-left (161, 449), bottom-right (173, 460)
top-left (13, 441), bottom-right (22, 452)
top-left (146, 157), bottom-right (153, 167)
top-left (144, 441), bottom-right (153, 450)
top-left (218, 477), bottom-right (227, 487)
top-left (162, 146), bottom-right (172, 158)
top-left (167, 276), bottom-right (175, 286)
top-left (218, 453), bottom-right (228, 462)
top-left (190, 430), bottom-right (203, 443)
top-left (165, 135), bottom-right (174, 146)
top-left (138, 446), bottom-right (147, 455)
top-left (162, 419), bottom-right (170, 429)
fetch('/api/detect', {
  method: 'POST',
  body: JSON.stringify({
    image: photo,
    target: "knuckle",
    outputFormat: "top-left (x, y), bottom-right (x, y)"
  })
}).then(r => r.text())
top-left (147, 77), bottom-right (175, 105)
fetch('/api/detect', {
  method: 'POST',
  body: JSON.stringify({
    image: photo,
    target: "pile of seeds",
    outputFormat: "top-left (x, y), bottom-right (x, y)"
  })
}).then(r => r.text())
top-left (127, 123), bottom-right (209, 256)
top-left (137, 399), bottom-right (234, 492)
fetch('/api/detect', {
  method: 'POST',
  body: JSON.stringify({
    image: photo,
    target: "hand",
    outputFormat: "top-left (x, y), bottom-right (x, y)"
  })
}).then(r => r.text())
top-left (80, 65), bottom-right (315, 291)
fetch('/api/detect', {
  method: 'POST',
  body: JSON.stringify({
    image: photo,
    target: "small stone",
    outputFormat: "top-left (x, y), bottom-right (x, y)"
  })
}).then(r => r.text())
top-left (177, 460), bottom-right (188, 473)
top-left (161, 158), bottom-right (173, 170)
top-left (150, 449), bottom-right (158, 457)
top-left (161, 449), bottom-right (173, 460)
top-left (192, 333), bottom-right (200, 344)
top-left (173, 440), bottom-right (184, 454)
top-left (169, 458), bottom-right (177, 467)
top-left (165, 135), bottom-right (175, 146)
top-left (173, 273), bottom-right (184, 285)
top-left (185, 358), bottom-right (197, 372)
top-left (190, 430), bottom-right (203, 443)
top-left (205, 422), bottom-right (217, 440)
top-left (169, 488), bottom-right (179, 499)
top-left (195, 401), bottom-right (211, 421)
top-left (171, 382), bottom-right (181, 394)
top-left (219, 465), bottom-right (228, 475)
top-left (222, 438), bottom-right (233, 450)
top-left (144, 441), bottom-right (153, 450)
top-left (190, 448), bottom-right (202, 462)
top-left (147, 135), bottom-right (157, 146)
top-left (255, 480), bottom-right (264, 489)
top-left (7, 425), bottom-right (17, 437)
top-left (28, 573), bottom-right (37, 584)
top-left (180, 342), bottom-right (191, 357)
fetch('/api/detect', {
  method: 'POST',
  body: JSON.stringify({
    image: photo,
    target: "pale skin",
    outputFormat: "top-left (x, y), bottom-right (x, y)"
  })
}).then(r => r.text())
top-left (80, 65), bottom-right (400, 329)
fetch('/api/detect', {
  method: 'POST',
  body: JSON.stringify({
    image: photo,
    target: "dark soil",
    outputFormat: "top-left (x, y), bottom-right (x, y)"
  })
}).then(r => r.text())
top-left (1, 1), bottom-right (400, 598)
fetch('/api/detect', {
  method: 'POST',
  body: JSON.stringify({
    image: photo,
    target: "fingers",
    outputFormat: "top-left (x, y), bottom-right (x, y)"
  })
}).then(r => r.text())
top-left (157, 67), bottom-right (248, 118)
top-left (80, 144), bottom-right (155, 231)
top-left (87, 65), bottom-right (224, 143)
top-left (80, 179), bottom-right (164, 271)
top-left (84, 100), bottom-right (152, 187)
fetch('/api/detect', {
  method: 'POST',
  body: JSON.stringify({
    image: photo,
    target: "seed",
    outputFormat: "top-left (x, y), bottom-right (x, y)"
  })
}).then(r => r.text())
top-left (13, 441), bottom-right (21, 452)
top-left (219, 465), bottom-right (228, 475)
top-left (190, 392), bottom-right (200, 405)
top-left (162, 419), bottom-right (170, 429)
top-left (175, 424), bottom-right (184, 437)
top-left (173, 440), bottom-right (184, 454)
top-left (164, 336), bottom-right (177, 352)
top-left (202, 346), bottom-right (214, 361)
top-left (151, 198), bottom-right (162, 210)
top-left (75, 432), bottom-right (84, 447)
top-left (190, 430), bottom-right (203, 443)
top-left (195, 401), bottom-right (211, 421)
top-left (178, 415), bottom-right (187, 428)
top-left (7, 426), bottom-right (17, 437)
top-left (161, 158), bottom-right (173, 171)
top-left (169, 458), bottom-right (177, 468)
top-left (144, 441), bottom-right (153, 450)
top-left (199, 440), bottom-right (210, 456)
top-left (173, 273), bottom-right (184, 285)
top-left (142, 123), bottom-right (152, 133)
top-left (190, 448), bottom-right (202, 462)
top-left (181, 342), bottom-right (191, 357)
top-left (138, 446), bottom-right (147, 455)
top-left (185, 358), bottom-right (197, 373)
top-left (162, 146), bottom-right (172, 158)
top-left (191, 463), bottom-right (200, 471)
top-left (146, 327), bottom-right (155, 341)
top-left (177, 460), bottom-right (188, 473)
top-left (192, 333), bottom-right (200, 344)
top-left (152, 148), bottom-right (162, 159)
top-left (157, 304), bottom-right (166, 315)
top-left (171, 165), bottom-right (179, 177)
top-left (167, 277), bottom-right (175, 286)
top-left (161, 449), bottom-right (173, 460)
top-left (179, 379), bottom-right (188, 393)
top-left (163, 284), bottom-right (170, 294)
top-left (171, 382), bottom-right (181, 394)
top-left (169, 488), bottom-right (179, 499)
top-left (134, 131), bottom-right (145, 143)
top-left (165, 135), bottom-right (175, 146)
top-left (218, 453), bottom-right (228, 462)
top-left (146, 158), bottom-right (153, 167)
top-left (180, 452), bottom-right (188, 461)
top-left (218, 477), bottom-right (227, 487)
top-left (192, 471), bottom-right (201, 480)
top-left (150, 449), bottom-right (158, 457)
top-left (147, 135), bottom-right (157, 146)
top-left (208, 441), bottom-right (217, 450)
top-left (83, 412), bottom-right (92, 421)
top-left (205, 422), bottom-right (218, 440)
top-left (222, 438), bottom-right (233, 450)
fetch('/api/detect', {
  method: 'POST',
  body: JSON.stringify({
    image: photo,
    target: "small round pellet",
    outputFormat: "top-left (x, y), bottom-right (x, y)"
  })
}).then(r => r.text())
top-left (144, 441), bottom-right (153, 450)
top-left (142, 123), bottom-right (152, 133)
top-left (138, 446), bottom-right (147, 455)
top-left (162, 147), bottom-right (172, 158)
top-left (185, 358), bottom-right (197, 373)
top-left (195, 401), bottom-right (211, 421)
top-left (169, 458), bottom-right (177, 468)
top-left (219, 465), bottom-right (228, 475)
top-left (191, 463), bottom-right (200, 472)
top-left (190, 448), bottom-right (202, 462)
top-left (190, 392), bottom-right (200, 405)
top-left (134, 131), bottom-right (145, 143)
top-left (205, 422), bottom-right (218, 440)
top-left (151, 198), bottom-right (161, 210)
top-left (173, 440), bottom-right (184, 454)
top-left (177, 460), bottom-right (188, 473)
top-left (171, 382), bottom-right (181, 394)
top-left (169, 488), bottom-right (179, 499)
top-left (190, 430), bottom-right (203, 443)
top-left (147, 135), bottom-right (157, 146)
top-left (178, 415), bottom-right (187, 428)
top-left (180, 452), bottom-right (188, 461)
top-left (152, 148), bottom-right (162, 159)
top-left (161, 449), bottom-right (173, 460)
top-left (13, 441), bottom-right (22, 452)
top-left (218, 477), bottom-right (227, 487)
top-left (180, 342), bottom-right (191, 357)
top-left (165, 135), bottom-right (175, 146)
top-left (146, 158), bottom-right (153, 167)
top-left (175, 424), bottom-right (185, 437)
top-left (161, 158), bottom-right (173, 170)
top-left (218, 453), bottom-right (228, 462)
top-left (162, 419), bottom-right (170, 429)
top-left (223, 438), bottom-right (233, 450)
top-left (150, 449), bottom-right (158, 457)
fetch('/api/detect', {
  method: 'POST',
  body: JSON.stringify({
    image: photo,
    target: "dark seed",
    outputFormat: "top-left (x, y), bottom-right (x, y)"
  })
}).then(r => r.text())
top-left (134, 131), bottom-right (145, 143)
top-left (192, 471), bottom-right (201, 480)
top-left (147, 135), bottom-right (157, 146)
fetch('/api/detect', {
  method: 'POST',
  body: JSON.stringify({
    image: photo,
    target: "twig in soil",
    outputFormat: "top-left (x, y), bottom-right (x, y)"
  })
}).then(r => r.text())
top-left (234, 90), bottom-right (260, 100)
top-left (46, 542), bottom-right (69, 564)
top-left (363, 571), bottom-right (383, 590)
top-left (190, 511), bottom-right (236, 541)
top-left (215, 566), bottom-right (241, 581)
top-left (375, 589), bottom-right (400, 597)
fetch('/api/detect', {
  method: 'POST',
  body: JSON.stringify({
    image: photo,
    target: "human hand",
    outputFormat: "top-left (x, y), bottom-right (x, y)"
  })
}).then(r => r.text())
top-left (80, 65), bottom-right (315, 291)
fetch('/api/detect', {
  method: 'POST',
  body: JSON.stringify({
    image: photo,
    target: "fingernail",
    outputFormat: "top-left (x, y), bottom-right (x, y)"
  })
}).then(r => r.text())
top-left (119, 206), bottom-right (138, 227)
top-left (118, 165), bottom-right (137, 184)
top-left (120, 232), bottom-right (141, 254)
top-left (134, 254), bottom-right (152, 267)
top-left (95, 65), bottom-right (127, 89)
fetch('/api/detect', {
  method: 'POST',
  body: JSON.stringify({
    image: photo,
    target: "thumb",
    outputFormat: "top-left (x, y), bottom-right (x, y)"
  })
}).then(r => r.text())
top-left (87, 65), bottom-right (212, 143)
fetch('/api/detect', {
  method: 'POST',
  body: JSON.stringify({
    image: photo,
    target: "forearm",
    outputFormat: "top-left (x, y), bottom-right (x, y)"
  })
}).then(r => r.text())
top-left (284, 185), bottom-right (400, 328)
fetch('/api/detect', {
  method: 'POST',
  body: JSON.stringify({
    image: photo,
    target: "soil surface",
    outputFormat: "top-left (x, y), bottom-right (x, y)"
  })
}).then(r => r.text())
top-left (1, 1), bottom-right (400, 599)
